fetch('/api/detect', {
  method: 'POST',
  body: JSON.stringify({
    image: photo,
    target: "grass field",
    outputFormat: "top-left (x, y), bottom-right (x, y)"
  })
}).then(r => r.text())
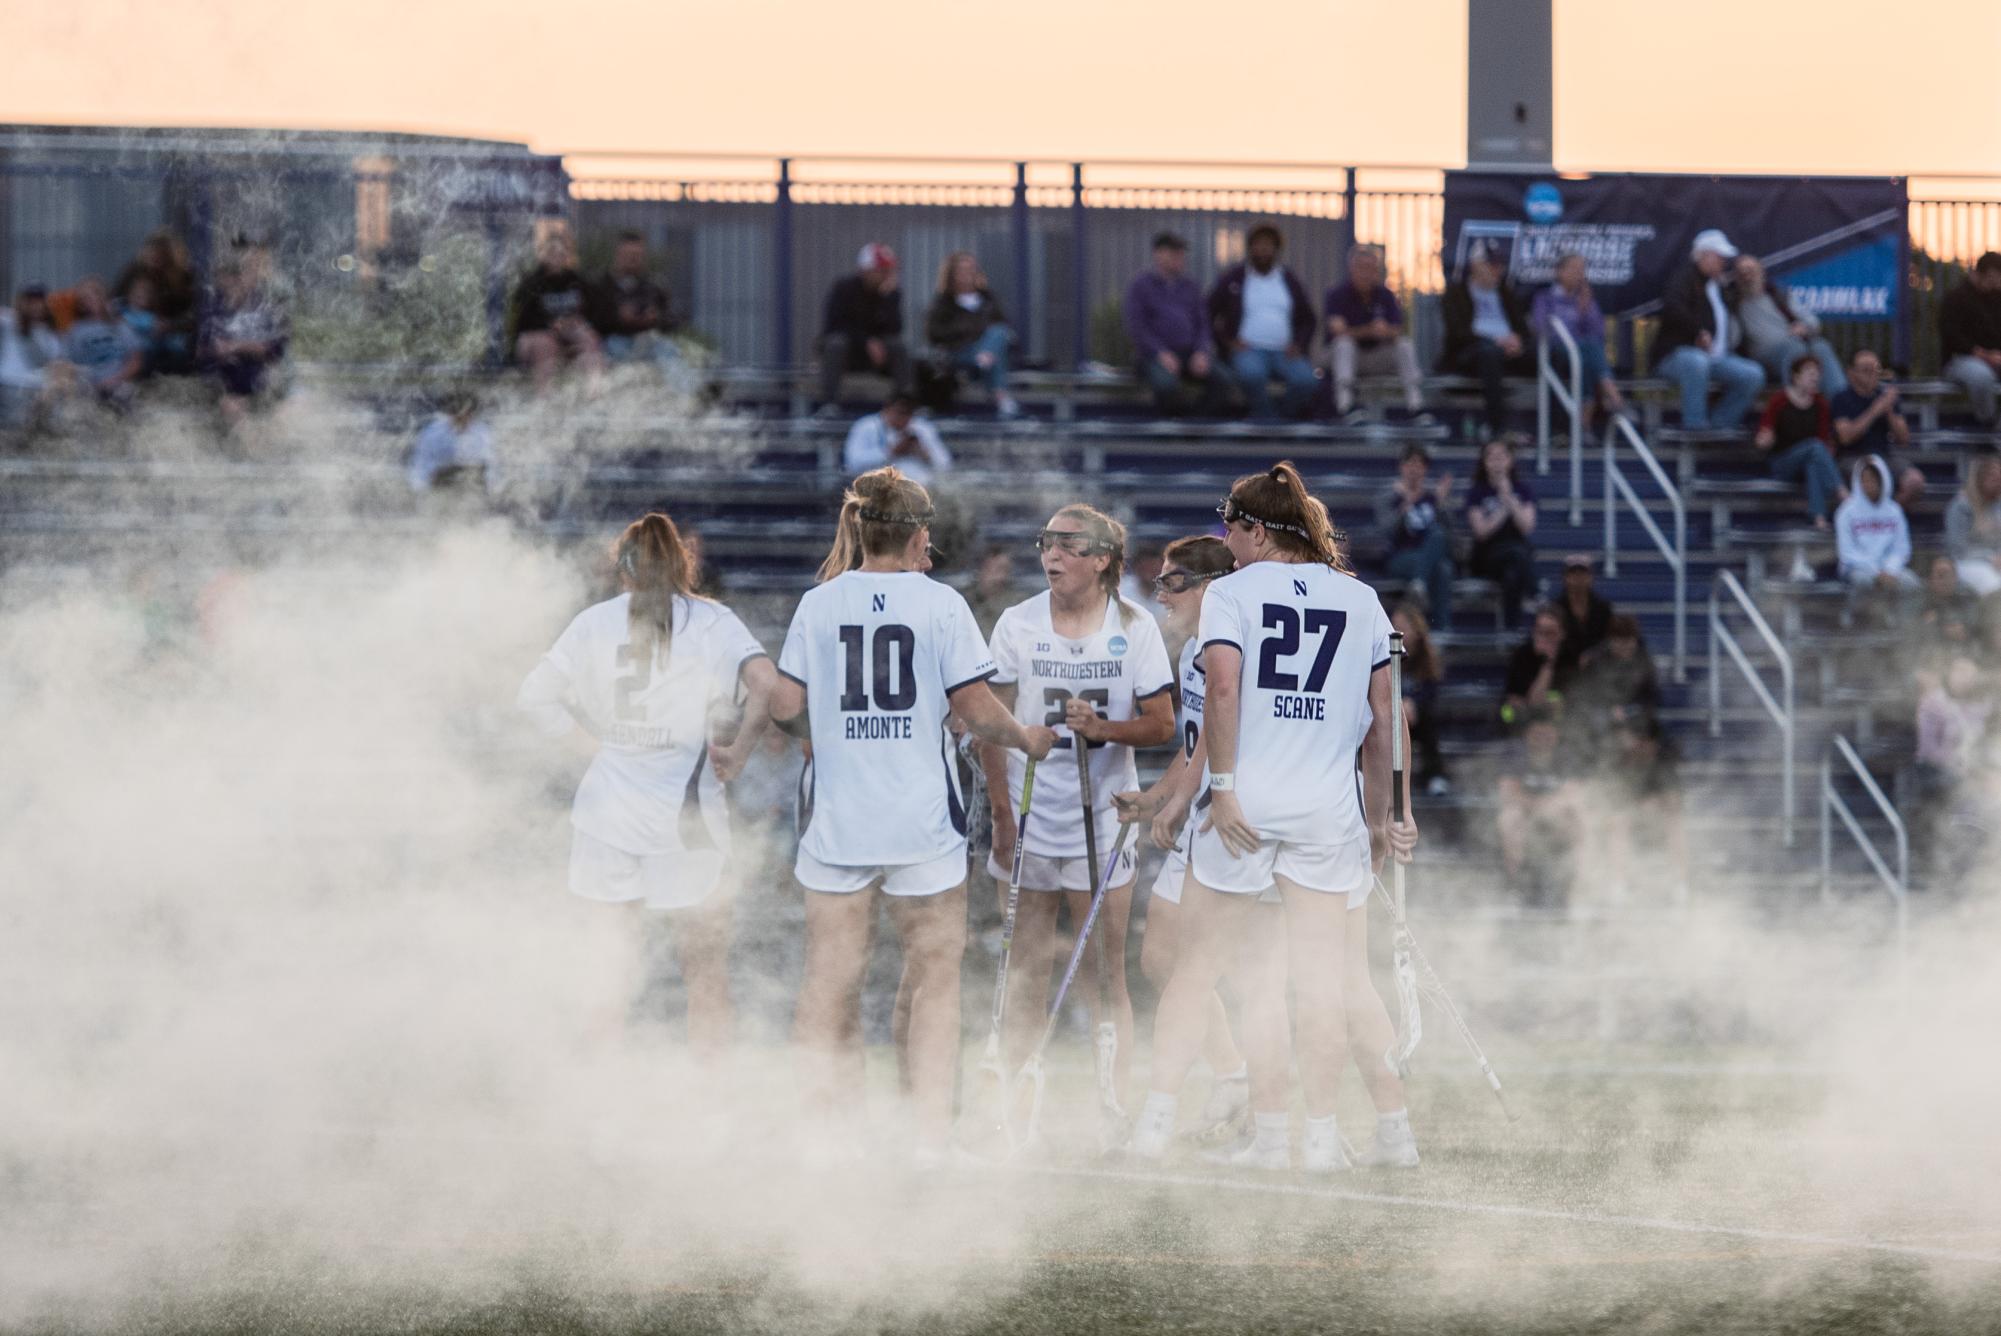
top-left (14, 1044), bottom-right (2001, 1336)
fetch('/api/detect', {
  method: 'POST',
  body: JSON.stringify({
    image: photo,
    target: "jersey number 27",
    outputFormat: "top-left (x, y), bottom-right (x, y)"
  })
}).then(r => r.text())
top-left (1256, 605), bottom-right (1346, 693)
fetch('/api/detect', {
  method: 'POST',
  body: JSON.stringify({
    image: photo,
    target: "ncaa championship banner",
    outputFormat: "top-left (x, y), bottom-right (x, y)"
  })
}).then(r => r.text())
top-left (1441, 172), bottom-right (1907, 325)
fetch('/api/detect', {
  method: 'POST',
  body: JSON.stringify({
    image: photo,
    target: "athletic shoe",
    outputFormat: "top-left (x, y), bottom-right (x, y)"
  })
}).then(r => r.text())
top-left (1338, 406), bottom-right (1373, 426)
top-left (1198, 1074), bottom-right (1250, 1129)
top-left (1300, 1125), bottom-right (1354, 1174)
top-left (995, 394), bottom-right (1024, 420)
top-left (1197, 1135), bottom-right (1289, 1171)
top-left (1128, 1109), bottom-right (1175, 1162)
top-left (1425, 774), bottom-right (1453, 798)
top-left (1350, 1130), bottom-right (1421, 1169)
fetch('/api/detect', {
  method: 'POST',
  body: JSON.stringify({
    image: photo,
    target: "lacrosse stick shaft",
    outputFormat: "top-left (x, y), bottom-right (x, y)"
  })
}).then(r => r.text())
top-left (1371, 876), bottom-right (1514, 1121)
top-left (1034, 819), bottom-right (1137, 1054)
top-left (989, 758), bottom-right (1038, 1036)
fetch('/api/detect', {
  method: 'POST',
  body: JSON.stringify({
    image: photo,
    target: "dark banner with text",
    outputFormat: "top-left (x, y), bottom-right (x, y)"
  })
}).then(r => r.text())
top-left (1440, 172), bottom-right (1906, 325)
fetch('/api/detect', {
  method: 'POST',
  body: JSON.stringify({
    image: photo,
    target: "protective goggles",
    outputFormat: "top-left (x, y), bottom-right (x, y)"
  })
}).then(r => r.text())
top-left (1034, 528), bottom-right (1113, 556)
top-left (1153, 569), bottom-right (1221, 595)
top-left (1216, 499), bottom-right (1310, 537)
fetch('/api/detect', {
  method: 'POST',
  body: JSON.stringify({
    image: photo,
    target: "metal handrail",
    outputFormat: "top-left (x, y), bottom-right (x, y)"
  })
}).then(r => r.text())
top-left (1709, 569), bottom-right (1796, 846)
top-left (1603, 415), bottom-right (1687, 681)
top-left (1820, 734), bottom-right (1909, 979)
top-left (1534, 319), bottom-right (1585, 522)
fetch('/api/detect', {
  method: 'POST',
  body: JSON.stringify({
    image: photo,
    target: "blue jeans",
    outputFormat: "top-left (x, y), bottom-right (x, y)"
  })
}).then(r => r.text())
top-left (952, 324), bottom-right (1013, 393)
top-left (1384, 526), bottom-right (1455, 630)
top-left (1548, 338), bottom-right (1612, 398)
top-left (1656, 346), bottom-right (1765, 430)
top-left (1230, 346), bottom-right (1317, 420)
top-left (1754, 337), bottom-right (1847, 397)
top-left (1137, 354), bottom-right (1238, 415)
top-left (1767, 437), bottom-right (1845, 519)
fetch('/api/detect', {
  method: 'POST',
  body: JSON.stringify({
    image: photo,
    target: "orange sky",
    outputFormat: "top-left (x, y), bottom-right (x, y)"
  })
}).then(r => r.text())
top-left (7, 0), bottom-right (2001, 179)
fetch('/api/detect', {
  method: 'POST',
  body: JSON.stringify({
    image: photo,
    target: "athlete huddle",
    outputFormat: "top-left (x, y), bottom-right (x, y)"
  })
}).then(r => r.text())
top-left (519, 461), bottom-right (1419, 1170)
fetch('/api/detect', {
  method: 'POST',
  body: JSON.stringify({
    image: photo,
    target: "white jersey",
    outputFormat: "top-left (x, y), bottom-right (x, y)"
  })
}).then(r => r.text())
top-left (1175, 636), bottom-right (1212, 808)
top-left (990, 591), bottom-right (1173, 857)
top-left (1196, 560), bottom-right (1391, 846)
top-left (518, 592), bottom-right (767, 855)
top-left (779, 570), bottom-right (995, 866)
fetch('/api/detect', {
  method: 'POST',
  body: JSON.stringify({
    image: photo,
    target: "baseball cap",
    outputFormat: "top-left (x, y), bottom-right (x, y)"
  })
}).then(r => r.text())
top-left (1691, 228), bottom-right (1739, 260)
top-left (857, 242), bottom-right (898, 272)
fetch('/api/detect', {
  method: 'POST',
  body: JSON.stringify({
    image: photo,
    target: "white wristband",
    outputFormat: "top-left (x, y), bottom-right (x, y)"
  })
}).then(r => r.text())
top-left (1208, 772), bottom-right (1236, 792)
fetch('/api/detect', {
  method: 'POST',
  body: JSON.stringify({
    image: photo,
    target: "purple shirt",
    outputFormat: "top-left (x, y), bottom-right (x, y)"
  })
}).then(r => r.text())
top-left (1530, 285), bottom-right (1606, 347)
top-left (1324, 282), bottom-right (1403, 348)
top-left (1124, 268), bottom-right (1210, 361)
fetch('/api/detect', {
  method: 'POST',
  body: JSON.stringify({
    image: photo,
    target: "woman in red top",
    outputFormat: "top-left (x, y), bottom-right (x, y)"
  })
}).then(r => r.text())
top-left (1754, 354), bottom-right (1849, 528)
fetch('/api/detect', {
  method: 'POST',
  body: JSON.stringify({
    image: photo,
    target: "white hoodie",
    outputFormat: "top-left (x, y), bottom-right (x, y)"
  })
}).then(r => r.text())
top-left (1834, 454), bottom-right (1911, 581)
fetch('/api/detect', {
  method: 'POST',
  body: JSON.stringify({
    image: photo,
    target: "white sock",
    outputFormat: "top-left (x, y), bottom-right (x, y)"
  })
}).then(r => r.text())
top-left (1378, 1108), bottom-right (1412, 1140)
top-left (1141, 1091), bottom-right (1179, 1129)
top-left (1252, 1111), bottom-right (1289, 1150)
top-left (1219, 1065), bottom-right (1248, 1084)
top-left (1305, 1113), bottom-right (1340, 1142)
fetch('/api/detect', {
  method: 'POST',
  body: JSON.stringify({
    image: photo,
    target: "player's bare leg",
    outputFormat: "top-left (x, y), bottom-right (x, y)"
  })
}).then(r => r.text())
top-left (886, 884), bottom-right (968, 1155)
top-left (1001, 890), bottom-right (1061, 1108)
top-left (1140, 892), bottom-right (1244, 1083)
top-left (794, 886), bottom-right (877, 1134)
top-left (665, 892), bottom-right (734, 1061)
top-left (1131, 880), bottom-right (1258, 1158)
top-left (1278, 874), bottom-right (1356, 1172)
top-left (1342, 897), bottom-right (1419, 1167)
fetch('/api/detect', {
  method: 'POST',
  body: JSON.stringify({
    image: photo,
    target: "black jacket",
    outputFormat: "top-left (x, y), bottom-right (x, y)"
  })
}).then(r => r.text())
top-left (1439, 279), bottom-right (1530, 367)
top-left (820, 275), bottom-right (904, 343)
top-left (1651, 262), bottom-right (1737, 367)
top-left (1938, 279), bottom-right (2001, 361)
top-left (925, 289), bottom-right (1008, 352)
top-left (1207, 263), bottom-right (1317, 354)
top-left (508, 266), bottom-right (588, 339)
top-left (584, 273), bottom-right (679, 339)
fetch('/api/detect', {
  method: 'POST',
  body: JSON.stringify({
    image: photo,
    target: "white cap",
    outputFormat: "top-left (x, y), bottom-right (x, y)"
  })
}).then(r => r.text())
top-left (1691, 228), bottom-right (1739, 260)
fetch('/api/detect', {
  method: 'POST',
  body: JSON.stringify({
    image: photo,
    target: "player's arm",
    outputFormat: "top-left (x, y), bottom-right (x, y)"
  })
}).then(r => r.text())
top-left (1116, 743), bottom-right (1185, 825)
top-left (953, 678), bottom-right (1055, 759)
top-left (978, 682), bottom-right (1020, 826)
top-left (769, 672), bottom-right (810, 739)
top-left (1065, 688), bottom-right (1175, 748)
top-left (1197, 643), bottom-right (1260, 857)
top-left (709, 655), bottom-right (777, 782)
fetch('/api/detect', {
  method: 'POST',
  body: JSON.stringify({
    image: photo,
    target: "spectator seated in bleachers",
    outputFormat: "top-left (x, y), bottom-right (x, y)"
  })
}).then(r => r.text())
top-left (1908, 653), bottom-right (1993, 848)
top-left (585, 231), bottom-right (683, 370)
top-left (1568, 613), bottom-right (1662, 757)
top-left (1530, 252), bottom-right (1625, 430)
top-left (116, 274), bottom-right (193, 383)
top-left (1392, 602), bottom-right (1451, 796)
top-left (1124, 231), bottom-right (1236, 416)
top-left (1651, 229), bottom-right (1765, 431)
top-left (408, 391), bottom-right (498, 494)
top-left (1918, 554), bottom-right (1981, 653)
top-left (1554, 552), bottom-right (1614, 678)
top-left (113, 231), bottom-right (197, 376)
top-left (1497, 705), bottom-right (1582, 907)
top-left (1326, 243), bottom-right (1425, 422)
top-left (1945, 449), bottom-right (2001, 597)
top-left (1831, 348), bottom-right (1924, 511)
top-left (964, 543), bottom-right (1016, 638)
top-left (1939, 251), bottom-right (2001, 427)
top-left (1375, 442), bottom-right (1456, 630)
top-left (1835, 455), bottom-right (1920, 595)
top-left (842, 391), bottom-right (952, 486)
top-left (62, 278), bottom-right (145, 408)
top-left (0, 284), bottom-right (77, 427)
top-left (1208, 222), bottom-right (1318, 422)
top-left (1732, 254), bottom-right (1846, 394)
top-left (1501, 606), bottom-right (1569, 728)
top-left (199, 242), bottom-right (290, 430)
top-left (1585, 711), bottom-right (1687, 904)
top-left (1464, 436), bottom-right (1539, 626)
top-left (1752, 354), bottom-right (1848, 530)
top-left (508, 226), bottom-right (602, 395)
top-left (1439, 244), bottom-right (1530, 437)
top-left (926, 252), bottom-right (1020, 419)
top-left (818, 243), bottom-right (911, 415)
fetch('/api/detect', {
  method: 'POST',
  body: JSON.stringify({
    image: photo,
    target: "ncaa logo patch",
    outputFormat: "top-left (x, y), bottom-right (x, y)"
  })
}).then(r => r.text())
top-left (1108, 635), bottom-right (1128, 657)
top-left (1524, 182), bottom-right (1563, 224)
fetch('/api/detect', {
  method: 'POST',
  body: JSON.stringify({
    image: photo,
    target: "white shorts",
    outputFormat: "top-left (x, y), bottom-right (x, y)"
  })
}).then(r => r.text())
top-left (1149, 826), bottom-right (1191, 905)
top-left (986, 820), bottom-right (1138, 892)
top-left (569, 830), bottom-right (726, 911)
top-left (796, 843), bottom-right (968, 898)
top-left (1190, 825), bottom-right (1371, 909)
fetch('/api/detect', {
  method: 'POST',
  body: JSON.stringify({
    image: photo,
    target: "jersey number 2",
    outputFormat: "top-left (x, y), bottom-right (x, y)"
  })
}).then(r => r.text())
top-left (839, 624), bottom-right (916, 711)
top-left (613, 643), bottom-right (649, 722)
top-left (1044, 687), bottom-right (1110, 750)
top-left (1256, 605), bottom-right (1345, 693)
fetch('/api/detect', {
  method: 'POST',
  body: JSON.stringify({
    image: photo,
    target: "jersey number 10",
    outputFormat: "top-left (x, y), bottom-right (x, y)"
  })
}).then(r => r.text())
top-left (1256, 604), bottom-right (1346, 693)
top-left (839, 624), bottom-right (916, 711)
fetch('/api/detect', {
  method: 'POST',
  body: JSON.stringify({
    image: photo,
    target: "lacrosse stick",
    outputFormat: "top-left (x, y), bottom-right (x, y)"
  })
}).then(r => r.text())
top-left (1075, 737), bottom-right (1128, 1152)
top-left (1013, 816), bottom-right (1138, 1152)
top-left (1386, 629), bottom-right (1423, 1076)
top-left (1369, 874), bottom-right (1516, 1122)
top-left (960, 757), bottom-right (1037, 1152)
